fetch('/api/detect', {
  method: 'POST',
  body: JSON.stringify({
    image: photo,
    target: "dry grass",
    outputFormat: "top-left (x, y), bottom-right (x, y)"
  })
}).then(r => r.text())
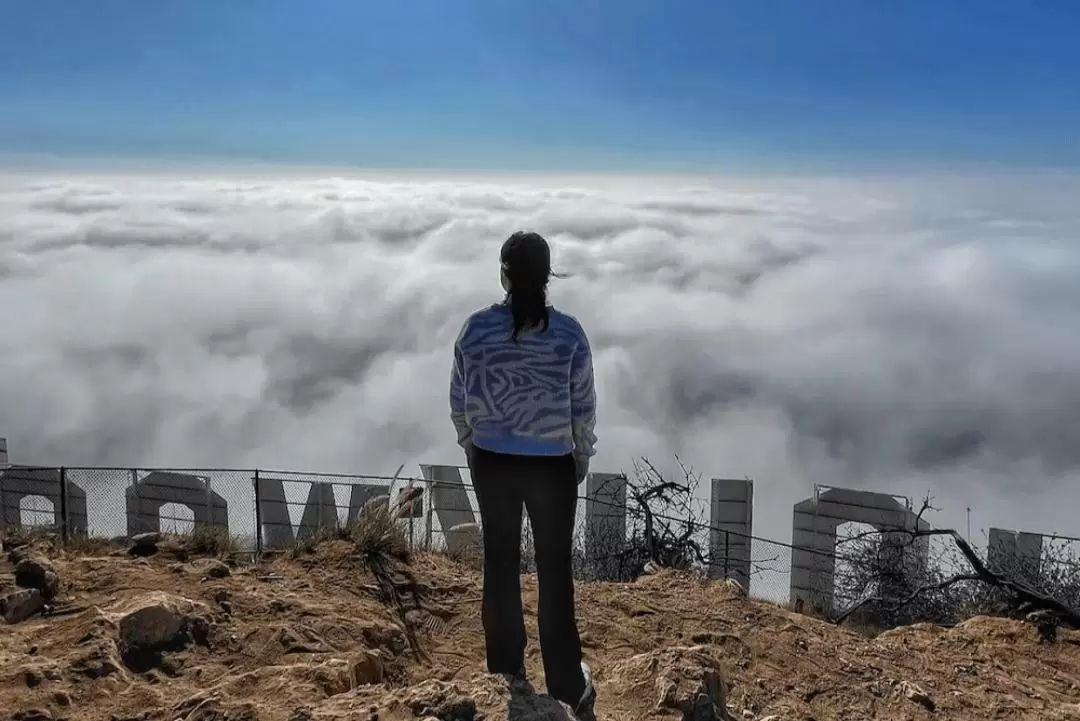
top-left (159, 524), bottom-right (240, 561)
top-left (273, 492), bottom-right (413, 566)
top-left (285, 528), bottom-right (337, 557)
top-left (344, 498), bottom-right (410, 566)
top-left (65, 532), bottom-right (124, 556)
top-left (2, 542), bottom-right (1078, 721)
top-left (0, 524), bottom-right (62, 554)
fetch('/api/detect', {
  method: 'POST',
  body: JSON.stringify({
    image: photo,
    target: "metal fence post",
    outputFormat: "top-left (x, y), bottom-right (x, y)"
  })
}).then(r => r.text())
top-left (129, 468), bottom-right (138, 538)
top-left (723, 530), bottom-right (730, 579)
top-left (205, 474), bottom-right (212, 531)
top-left (59, 466), bottom-right (69, 544)
top-left (253, 469), bottom-right (263, 557)
top-left (408, 487), bottom-right (415, 552)
top-left (424, 480), bottom-right (434, 551)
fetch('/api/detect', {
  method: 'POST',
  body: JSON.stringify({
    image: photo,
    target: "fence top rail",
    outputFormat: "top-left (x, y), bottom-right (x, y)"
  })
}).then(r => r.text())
top-left (50, 466), bottom-right (255, 473)
top-left (1035, 532), bottom-right (1080, 544)
top-left (257, 470), bottom-right (424, 484)
top-left (1, 464), bottom-right (1022, 568)
top-left (24, 466), bottom-right (422, 483)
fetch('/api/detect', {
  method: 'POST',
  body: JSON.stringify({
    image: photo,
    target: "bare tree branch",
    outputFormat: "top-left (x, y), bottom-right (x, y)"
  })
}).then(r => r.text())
top-left (829, 492), bottom-right (1080, 631)
top-left (834, 573), bottom-right (983, 625)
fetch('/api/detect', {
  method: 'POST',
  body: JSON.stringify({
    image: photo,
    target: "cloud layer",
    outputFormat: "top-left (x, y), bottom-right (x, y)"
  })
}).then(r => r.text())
top-left (2, 168), bottom-right (1079, 540)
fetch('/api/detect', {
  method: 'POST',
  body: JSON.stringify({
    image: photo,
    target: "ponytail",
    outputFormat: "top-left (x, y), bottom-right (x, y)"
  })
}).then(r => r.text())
top-left (500, 231), bottom-right (554, 342)
top-left (505, 263), bottom-right (550, 341)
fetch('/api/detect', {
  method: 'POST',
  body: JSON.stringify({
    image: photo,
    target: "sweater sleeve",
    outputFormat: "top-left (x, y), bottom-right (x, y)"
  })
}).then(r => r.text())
top-left (449, 320), bottom-right (473, 449)
top-left (569, 324), bottom-right (598, 473)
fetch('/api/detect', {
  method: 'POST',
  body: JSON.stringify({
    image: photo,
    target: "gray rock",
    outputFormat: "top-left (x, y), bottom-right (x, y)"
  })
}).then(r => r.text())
top-left (1, 588), bottom-right (45, 624)
top-left (14, 557), bottom-right (59, 600)
top-left (202, 559), bottom-right (231, 579)
top-left (117, 593), bottom-right (210, 670)
top-left (120, 603), bottom-right (188, 650)
top-left (128, 532), bottom-right (161, 557)
top-left (505, 684), bottom-right (577, 721)
top-left (130, 532), bottom-right (161, 546)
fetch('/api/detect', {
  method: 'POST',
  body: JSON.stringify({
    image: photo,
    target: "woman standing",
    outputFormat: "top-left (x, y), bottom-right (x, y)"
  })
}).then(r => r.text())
top-left (449, 231), bottom-right (598, 719)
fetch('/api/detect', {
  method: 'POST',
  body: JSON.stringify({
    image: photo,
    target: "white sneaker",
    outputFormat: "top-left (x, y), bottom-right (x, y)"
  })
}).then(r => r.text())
top-left (574, 661), bottom-right (597, 721)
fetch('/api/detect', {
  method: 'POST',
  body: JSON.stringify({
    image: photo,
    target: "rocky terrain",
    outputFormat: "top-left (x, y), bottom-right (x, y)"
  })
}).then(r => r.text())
top-left (2, 534), bottom-right (1080, 721)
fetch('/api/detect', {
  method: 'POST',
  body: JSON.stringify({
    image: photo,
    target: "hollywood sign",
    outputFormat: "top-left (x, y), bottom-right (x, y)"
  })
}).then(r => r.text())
top-left (0, 448), bottom-right (1054, 608)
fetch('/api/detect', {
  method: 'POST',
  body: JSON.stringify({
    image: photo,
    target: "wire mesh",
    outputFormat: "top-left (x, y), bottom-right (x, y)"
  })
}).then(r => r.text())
top-left (66, 466), bottom-right (129, 541)
top-left (1, 462), bottom-right (1072, 625)
top-left (254, 469), bottom-right (404, 551)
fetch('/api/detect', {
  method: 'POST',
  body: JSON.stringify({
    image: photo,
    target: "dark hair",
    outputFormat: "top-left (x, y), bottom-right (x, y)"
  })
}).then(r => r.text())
top-left (501, 231), bottom-right (553, 341)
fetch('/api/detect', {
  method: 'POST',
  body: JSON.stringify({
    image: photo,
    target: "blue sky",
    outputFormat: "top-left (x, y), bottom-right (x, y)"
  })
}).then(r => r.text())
top-left (1, 0), bottom-right (1078, 171)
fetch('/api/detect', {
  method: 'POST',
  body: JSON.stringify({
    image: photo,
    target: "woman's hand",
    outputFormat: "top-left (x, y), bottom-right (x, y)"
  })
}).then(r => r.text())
top-left (574, 456), bottom-right (590, 484)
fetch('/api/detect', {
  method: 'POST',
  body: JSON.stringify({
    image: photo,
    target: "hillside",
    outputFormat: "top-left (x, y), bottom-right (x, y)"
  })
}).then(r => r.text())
top-left (2, 537), bottom-right (1080, 721)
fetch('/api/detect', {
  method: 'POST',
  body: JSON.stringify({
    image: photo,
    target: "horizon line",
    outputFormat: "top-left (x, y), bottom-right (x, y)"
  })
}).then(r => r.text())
top-left (2, 150), bottom-right (1078, 183)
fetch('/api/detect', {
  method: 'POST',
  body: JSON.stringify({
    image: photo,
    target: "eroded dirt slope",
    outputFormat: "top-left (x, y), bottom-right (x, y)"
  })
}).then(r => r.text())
top-left (2, 539), bottom-right (1080, 721)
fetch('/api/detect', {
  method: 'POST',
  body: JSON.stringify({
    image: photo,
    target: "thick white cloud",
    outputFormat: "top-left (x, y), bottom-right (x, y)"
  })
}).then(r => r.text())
top-left (1, 168), bottom-right (1079, 542)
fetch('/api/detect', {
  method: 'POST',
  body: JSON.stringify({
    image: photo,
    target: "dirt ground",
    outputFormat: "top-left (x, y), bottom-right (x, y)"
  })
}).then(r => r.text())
top-left (2, 538), bottom-right (1080, 721)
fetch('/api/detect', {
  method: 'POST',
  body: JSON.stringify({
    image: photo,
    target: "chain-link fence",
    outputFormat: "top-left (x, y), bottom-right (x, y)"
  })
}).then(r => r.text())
top-left (2, 462), bottom-right (1073, 625)
top-left (251, 469), bottom-right (409, 551)
top-left (408, 469), bottom-right (799, 599)
top-left (419, 465), bottom-right (615, 578)
top-left (1035, 534), bottom-right (1080, 609)
top-left (0, 465), bottom-right (411, 554)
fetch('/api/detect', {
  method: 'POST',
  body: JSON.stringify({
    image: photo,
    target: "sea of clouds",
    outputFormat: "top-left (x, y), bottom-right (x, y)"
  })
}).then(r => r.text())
top-left (1, 167), bottom-right (1078, 542)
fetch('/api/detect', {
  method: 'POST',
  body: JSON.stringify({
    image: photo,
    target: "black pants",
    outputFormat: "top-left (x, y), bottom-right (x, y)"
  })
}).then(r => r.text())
top-left (469, 446), bottom-right (587, 707)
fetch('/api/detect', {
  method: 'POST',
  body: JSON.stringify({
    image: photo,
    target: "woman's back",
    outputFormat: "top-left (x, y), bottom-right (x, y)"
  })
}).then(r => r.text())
top-left (451, 301), bottom-right (595, 459)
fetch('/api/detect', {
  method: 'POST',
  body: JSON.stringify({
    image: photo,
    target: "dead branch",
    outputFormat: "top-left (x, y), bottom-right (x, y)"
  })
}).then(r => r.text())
top-left (831, 493), bottom-right (1080, 629)
top-left (834, 573), bottom-right (983, 625)
top-left (594, 456), bottom-right (713, 578)
top-left (909, 526), bottom-right (1080, 628)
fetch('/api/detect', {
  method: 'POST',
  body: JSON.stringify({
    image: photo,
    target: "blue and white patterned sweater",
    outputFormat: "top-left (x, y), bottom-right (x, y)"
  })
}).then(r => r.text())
top-left (450, 301), bottom-right (597, 476)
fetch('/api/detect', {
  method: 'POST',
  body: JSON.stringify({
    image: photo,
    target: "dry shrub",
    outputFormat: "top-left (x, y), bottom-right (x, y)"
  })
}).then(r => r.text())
top-left (345, 497), bottom-right (410, 566)
top-left (0, 524), bottom-right (62, 556)
top-left (287, 527), bottom-right (337, 557)
top-left (1, 524), bottom-right (51, 544)
top-left (160, 525), bottom-right (239, 561)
